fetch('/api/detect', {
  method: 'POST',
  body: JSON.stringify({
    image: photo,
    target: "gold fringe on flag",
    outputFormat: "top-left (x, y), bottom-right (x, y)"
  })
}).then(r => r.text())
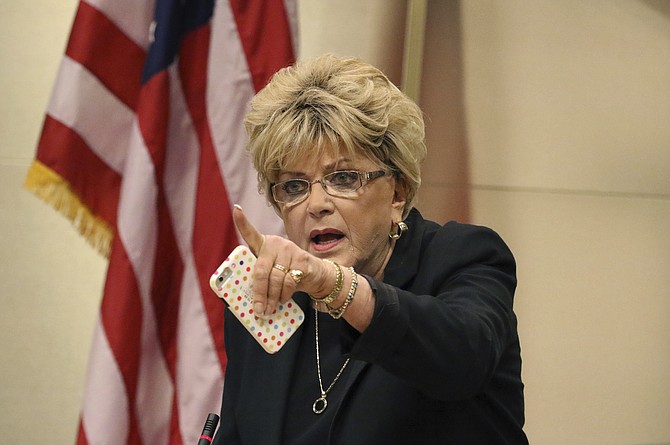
top-left (23, 160), bottom-right (113, 258)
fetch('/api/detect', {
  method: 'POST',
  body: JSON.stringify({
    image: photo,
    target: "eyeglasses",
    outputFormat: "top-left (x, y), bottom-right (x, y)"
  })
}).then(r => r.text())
top-left (271, 170), bottom-right (388, 205)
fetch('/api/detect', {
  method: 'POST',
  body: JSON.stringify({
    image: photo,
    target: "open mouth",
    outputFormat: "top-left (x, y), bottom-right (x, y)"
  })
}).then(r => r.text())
top-left (312, 233), bottom-right (344, 245)
top-left (310, 229), bottom-right (345, 247)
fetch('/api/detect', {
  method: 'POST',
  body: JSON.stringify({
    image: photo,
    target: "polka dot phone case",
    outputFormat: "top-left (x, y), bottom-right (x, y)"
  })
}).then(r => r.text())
top-left (209, 245), bottom-right (305, 354)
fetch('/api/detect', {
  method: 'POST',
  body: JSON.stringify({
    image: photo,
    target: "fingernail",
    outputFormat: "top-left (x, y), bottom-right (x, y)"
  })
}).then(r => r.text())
top-left (253, 302), bottom-right (264, 315)
top-left (233, 204), bottom-right (242, 211)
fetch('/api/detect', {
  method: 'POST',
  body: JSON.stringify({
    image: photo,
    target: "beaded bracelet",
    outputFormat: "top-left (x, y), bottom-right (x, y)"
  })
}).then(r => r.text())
top-left (327, 267), bottom-right (357, 319)
top-left (310, 259), bottom-right (343, 305)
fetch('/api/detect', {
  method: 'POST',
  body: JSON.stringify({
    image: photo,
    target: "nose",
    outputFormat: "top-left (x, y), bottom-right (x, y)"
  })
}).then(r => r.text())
top-left (306, 180), bottom-right (334, 217)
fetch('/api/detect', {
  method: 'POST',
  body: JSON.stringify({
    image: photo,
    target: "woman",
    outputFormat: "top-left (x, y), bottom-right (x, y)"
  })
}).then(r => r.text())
top-left (213, 54), bottom-right (528, 444)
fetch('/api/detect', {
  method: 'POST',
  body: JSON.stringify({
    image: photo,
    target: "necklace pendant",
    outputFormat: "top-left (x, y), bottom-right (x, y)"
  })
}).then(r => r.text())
top-left (312, 395), bottom-right (328, 414)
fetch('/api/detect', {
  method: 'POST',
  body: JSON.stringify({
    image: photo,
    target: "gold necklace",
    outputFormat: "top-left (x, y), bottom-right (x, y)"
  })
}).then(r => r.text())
top-left (312, 307), bottom-right (350, 414)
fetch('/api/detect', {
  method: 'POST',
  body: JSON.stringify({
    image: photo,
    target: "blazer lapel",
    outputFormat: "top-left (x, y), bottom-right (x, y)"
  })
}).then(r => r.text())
top-left (327, 358), bottom-right (369, 443)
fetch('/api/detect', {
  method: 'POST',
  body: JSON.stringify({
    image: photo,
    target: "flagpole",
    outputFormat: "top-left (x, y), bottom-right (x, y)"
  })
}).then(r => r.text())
top-left (401, 0), bottom-right (427, 104)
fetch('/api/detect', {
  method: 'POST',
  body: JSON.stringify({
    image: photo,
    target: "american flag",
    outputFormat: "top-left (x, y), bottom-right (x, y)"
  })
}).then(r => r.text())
top-left (24, 0), bottom-right (296, 443)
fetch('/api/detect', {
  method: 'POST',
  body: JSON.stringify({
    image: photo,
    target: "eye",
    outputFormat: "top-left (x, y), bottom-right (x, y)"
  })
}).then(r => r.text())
top-left (327, 171), bottom-right (359, 187)
top-left (281, 179), bottom-right (308, 195)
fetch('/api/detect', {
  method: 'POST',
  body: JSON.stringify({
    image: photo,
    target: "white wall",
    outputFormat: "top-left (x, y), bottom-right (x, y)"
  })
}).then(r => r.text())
top-left (1, 0), bottom-right (106, 442)
top-left (458, 2), bottom-right (670, 443)
top-left (419, 2), bottom-right (670, 444)
top-left (1, 1), bottom-right (668, 444)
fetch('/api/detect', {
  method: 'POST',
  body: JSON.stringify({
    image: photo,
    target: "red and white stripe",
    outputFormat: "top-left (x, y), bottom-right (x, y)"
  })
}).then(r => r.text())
top-left (34, 1), bottom-right (295, 443)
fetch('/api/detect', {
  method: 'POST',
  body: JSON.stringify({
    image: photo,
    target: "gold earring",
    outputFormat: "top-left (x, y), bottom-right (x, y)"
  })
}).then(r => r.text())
top-left (389, 221), bottom-right (408, 240)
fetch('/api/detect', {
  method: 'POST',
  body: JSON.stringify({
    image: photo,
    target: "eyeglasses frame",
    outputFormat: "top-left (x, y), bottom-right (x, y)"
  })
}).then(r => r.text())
top-left (271, 169), bottom-right (389, 205)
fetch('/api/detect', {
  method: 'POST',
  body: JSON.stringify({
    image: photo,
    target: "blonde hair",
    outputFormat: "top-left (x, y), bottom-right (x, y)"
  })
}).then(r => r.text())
top-left (245, 54), bottom-right (427, 217)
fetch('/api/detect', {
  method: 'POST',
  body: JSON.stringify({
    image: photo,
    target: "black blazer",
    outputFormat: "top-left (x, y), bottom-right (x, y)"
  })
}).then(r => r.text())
top-left (213, 209), bottom-right (528, 444)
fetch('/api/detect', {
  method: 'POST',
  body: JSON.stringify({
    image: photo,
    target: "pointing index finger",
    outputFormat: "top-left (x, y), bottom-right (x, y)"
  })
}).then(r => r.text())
top-left (232, 204), bottom-right (265, 256)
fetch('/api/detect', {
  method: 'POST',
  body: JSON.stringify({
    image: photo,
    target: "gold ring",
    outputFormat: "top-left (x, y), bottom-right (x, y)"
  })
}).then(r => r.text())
top-left (288, 269), bottom-right (304, 284)
top-left (273, 264), bottom-right (288, 274)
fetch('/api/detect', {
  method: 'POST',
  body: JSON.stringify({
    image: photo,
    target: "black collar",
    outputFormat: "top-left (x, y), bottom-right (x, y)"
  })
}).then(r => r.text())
top-left (383, 208), bottom-right (430, 289)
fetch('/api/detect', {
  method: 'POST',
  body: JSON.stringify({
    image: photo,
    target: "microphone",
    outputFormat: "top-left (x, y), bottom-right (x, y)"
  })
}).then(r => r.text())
top-left (197, 413), bottom-right (220, 445)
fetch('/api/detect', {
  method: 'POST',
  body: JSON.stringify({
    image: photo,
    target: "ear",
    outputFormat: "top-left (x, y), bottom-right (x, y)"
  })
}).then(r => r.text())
top-left (391, 177), bottom-right (408, 218)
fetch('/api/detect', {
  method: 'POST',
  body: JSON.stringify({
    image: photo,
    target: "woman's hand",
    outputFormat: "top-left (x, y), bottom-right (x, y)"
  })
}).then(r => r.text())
top-left (232, 205), bottom-right (333, 317)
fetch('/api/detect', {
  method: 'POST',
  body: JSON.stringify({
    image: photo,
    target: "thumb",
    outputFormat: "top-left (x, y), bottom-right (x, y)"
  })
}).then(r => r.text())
top-left (232, 205), bottom-right (265, 256)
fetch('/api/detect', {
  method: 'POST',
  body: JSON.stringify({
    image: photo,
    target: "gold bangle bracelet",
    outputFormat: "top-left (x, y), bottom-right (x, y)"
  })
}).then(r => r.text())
top-left (311, 259), bottom-right (343, 305)
top-left (328, 267), bottom-right (357, 319)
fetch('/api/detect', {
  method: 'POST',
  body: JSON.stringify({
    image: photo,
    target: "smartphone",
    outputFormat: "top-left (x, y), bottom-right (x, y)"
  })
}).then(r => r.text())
top-left (209, 245), bottom-right (305, 354)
